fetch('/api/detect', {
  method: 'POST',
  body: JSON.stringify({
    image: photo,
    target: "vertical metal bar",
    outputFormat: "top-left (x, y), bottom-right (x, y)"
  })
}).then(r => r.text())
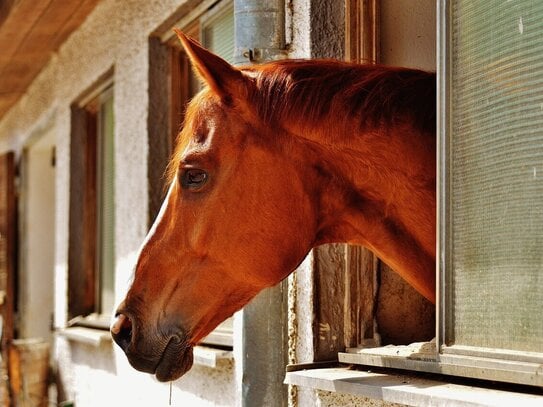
top-left (233, 2), bottom-right (288, 406)
top-left (239, 282), bottom-right (288, 407)
top-left (234, 0), bottom-right (287, 64)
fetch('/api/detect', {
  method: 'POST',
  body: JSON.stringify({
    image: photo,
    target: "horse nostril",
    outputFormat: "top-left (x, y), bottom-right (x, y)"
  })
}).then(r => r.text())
top-left (111, 313), bottom-right (133, 352)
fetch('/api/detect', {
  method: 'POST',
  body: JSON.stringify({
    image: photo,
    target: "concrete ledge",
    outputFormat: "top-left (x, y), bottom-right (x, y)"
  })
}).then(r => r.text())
top-left (193, 346), bottom-right (233, 368)
top-left (57, 329), bottom-right (232, 369)
top-left (285, 367), bottom-right (543, 407)
top-left (58, 327), bottom-right (112, 346)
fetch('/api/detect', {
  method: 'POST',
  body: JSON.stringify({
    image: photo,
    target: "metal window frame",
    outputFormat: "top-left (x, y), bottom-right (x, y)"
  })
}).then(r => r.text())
top-left (437, 0), bottom-right (543, 386)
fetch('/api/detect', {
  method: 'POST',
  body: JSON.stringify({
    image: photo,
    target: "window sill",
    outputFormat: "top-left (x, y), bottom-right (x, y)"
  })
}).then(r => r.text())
top-left (193, 345), bottom-right (233, 368)
top-left (58, 326), bottom-right (112, 346)
top-left (339, 340), bottom-right (543, 387)
top-left (57, 329), bottom-right (232, 368)
top-left (285, 367), bottom-right (543, 407)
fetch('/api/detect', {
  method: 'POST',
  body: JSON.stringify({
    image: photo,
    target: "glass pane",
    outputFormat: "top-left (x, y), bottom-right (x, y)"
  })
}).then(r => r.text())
top-left (203, 6), bottom-right (235, 63)
top-left (99, 91), bottom-right (115, 314)
top-left (449, 1), bottom-right (543, 352)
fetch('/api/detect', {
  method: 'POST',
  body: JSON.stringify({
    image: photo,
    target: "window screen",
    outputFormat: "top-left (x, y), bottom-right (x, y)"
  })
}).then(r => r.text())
top-left (448, 1), bottom-right (543, 352)
top-left (203, 5), bottom-right (235, 63)
top-left (98, 90), bottom-right (115, 315)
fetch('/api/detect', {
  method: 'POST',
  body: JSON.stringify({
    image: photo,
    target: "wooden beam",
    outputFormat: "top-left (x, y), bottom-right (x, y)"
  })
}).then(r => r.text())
top-left (0, 0), bottom-right (100, 119)
top-left (0, 0), bottom-right (51, 66)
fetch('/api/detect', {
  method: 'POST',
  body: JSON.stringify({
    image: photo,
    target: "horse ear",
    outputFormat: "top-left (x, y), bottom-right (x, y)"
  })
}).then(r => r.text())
top-left (174, 29), bottom-right (246, 101)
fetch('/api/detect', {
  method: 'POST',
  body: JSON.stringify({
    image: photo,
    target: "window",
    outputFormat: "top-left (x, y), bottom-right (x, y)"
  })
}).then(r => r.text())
top-left (338, 0), bottom-right (543, 388)
top-left (148, 0), bottom-right (234, 347)
top-left (68, 80), bottom-right (115, 328)
top-left (439, 0), bottom-right (543, 383)
top-left (303, 0), bottom-right (435, 365)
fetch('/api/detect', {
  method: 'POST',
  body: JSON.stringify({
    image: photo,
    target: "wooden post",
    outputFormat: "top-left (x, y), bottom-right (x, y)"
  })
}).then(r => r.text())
top-left (0, 151), bottom-right (16, 406)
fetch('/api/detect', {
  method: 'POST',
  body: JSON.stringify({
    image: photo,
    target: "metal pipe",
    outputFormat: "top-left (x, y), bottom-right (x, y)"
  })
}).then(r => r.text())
top-left (234, 0), bottom-right (287, 64)
top-left (233, 2), bottom-right (289, 406)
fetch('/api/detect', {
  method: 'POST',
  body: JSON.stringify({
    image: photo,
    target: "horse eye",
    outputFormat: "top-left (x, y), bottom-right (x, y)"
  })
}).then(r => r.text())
top-left (180, 169), bottom-right (208, 190)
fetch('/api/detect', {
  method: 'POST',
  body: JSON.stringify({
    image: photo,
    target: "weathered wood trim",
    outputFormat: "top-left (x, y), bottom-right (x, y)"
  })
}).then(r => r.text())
top-left (306, 0), bottom-right (383, 364)
top-left (343, 0), bottom-right (382, 349)
top-left (0, 151), bottom-right (16, 405)
top-left (68, 105), bottom-right (97, 319)
top-left (345, 0), bottom-right (380, 64)
top-left (147, 37), bottom-right (173, 226)
top-left (344, 245), bottom-right (379, 348)
top-left (312, 244), bottom-right (347, 361)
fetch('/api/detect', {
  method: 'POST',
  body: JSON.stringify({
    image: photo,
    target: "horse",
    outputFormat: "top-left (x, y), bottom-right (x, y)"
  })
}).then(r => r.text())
top-left (111, 30), bottom-right (436, 382)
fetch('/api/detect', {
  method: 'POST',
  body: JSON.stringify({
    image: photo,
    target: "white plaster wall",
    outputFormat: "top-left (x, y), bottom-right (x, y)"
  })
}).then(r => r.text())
top-left (0, 0), bottom-right (437, 405)
top-left (0, 0), bottom-right (237, 405)
top-left (53, 336), bottom-right (236, 406)
top-left (380, 0), bottom-right (436, 71)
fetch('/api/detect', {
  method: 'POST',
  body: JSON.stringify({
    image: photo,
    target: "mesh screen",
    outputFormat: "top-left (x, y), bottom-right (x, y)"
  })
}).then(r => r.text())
top-left (450, 1), bottom-right (543, 352)
top-left (204, 7), bottom-right (235, 63)
top-left (99, 93), bottom-right (115, 314)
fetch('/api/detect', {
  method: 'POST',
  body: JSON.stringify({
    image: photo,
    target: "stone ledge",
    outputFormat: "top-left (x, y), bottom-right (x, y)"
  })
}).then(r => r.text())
top-left (58, 328), bottom-right (232, 368)
top-left (285, 367), bottom-right (543, 407)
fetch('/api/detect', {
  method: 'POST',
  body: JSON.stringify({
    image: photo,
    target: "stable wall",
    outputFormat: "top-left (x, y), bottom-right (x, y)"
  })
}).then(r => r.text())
top-left (0, 0), bottom-right (238, 405)
top-left (0, 0), bottom-right (436, 405)
top-left (0, 0), bottom-right (323, 405)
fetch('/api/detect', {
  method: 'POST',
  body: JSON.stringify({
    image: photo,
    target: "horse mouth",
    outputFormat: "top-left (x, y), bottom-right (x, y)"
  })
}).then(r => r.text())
top-left (154, 338), bottom-right (194, 382)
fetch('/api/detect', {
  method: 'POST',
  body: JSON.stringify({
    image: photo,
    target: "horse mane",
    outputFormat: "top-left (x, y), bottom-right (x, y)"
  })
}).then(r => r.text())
top-left (244, 60), bottom-right (436, 135)
top-left (167, 60), bottom-right (436, 186)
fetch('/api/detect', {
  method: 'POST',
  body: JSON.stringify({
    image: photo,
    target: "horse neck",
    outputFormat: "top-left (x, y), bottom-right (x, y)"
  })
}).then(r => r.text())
top-left (292, 118), bottom-right (437, 302)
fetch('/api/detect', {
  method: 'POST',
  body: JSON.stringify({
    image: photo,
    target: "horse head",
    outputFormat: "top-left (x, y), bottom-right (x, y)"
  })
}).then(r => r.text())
top-left (111, 32), bottom-right (321, 381)
top-left (112, 31), bottom-right (437, 382)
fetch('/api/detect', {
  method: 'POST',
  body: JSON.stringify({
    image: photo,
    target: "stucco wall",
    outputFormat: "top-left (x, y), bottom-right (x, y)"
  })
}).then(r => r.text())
top-left (0, 0), bottom-right (436, 405)
top-left (381, 0), bottom-right (436, 70)
top-left (0, 0), bottom-right (238, 405)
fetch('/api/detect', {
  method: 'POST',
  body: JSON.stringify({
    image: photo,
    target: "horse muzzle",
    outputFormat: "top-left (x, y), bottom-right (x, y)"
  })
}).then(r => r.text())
top-left (111, 311), bottom-right (194, 382)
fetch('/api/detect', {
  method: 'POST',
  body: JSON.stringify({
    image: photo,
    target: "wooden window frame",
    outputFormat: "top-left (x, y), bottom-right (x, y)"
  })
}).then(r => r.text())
top-left (68, 76), bottom-right (114, 329)
top-left (147, 0), bottom-right (234, 348)
top-left (0, 152), bottom-right (16, 403)
top-left (306, 0), bottom-right (435, 367)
